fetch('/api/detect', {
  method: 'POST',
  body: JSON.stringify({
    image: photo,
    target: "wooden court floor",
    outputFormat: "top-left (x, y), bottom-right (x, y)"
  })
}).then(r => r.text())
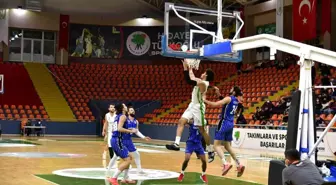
top-left (0, 136), bottom-right (285, 185)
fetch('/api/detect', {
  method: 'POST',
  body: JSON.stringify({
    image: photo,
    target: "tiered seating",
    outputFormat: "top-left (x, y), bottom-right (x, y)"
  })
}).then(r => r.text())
top-left (49, 62), bottom-right (236, 120)
top-left (0, 104), bottom-right (48, 120)
top-left (156, 64), bottom-right (300, 125)
top-left (0, 63), bottom-right (48, 120)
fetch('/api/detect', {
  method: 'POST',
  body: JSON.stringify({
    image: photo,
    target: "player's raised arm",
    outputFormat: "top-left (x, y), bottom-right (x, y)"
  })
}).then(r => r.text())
top-left (182, 59), bottom-right (197, 86)
top-left (204, 96), bottom-right (231, 107)
top-left (117, 115), bottom-right (137, 133)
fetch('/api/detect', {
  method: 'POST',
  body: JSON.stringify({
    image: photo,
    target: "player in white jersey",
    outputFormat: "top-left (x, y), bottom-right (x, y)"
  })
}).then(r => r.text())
top-left (102, 104), bottom-right (116, 167)
top-left (166, 59), bottom-right (216, 163)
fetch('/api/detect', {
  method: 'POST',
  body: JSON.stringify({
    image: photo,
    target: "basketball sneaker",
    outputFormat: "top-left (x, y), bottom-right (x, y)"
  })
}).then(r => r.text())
top-left (108, 177), bottom-right (119, 185)
top-left (208, 151), bottom-right (215, 163)
top-left (121, 179), bottom-right (136, 184)
top-left (166, 143), bottom-right (180, 151)
top-left (200, 174), bottom-right (208, 183)
top-left (237, 165), bottom-right (245, 177)
top-left (177, 173), bottom-right (184, 182)
top-left (222, 164), bottom-right (232, 176)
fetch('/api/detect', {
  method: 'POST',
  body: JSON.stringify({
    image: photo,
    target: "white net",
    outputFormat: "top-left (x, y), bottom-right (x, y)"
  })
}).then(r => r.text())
top-left (186, 58), bottom-right (201, 70)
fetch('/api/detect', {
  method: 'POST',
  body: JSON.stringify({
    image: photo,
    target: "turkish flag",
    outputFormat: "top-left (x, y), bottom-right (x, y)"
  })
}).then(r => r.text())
top-left (58, 14), bottom-right (69, 51)
top-left (292, 0), bottom-right (316, 42)
top-left (321, 0), bottom-right (331, 34)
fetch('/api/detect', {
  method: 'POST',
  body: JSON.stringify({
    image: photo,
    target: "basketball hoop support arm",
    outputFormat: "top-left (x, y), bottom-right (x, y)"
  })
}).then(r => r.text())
top-left (220, 34), bottom-right (336, 163)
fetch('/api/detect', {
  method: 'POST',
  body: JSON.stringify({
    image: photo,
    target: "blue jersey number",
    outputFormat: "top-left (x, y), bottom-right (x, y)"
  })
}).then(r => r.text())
top-left (230, 105), bottom-right (238, 115)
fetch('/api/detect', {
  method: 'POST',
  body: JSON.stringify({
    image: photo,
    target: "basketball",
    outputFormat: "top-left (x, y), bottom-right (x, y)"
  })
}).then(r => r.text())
top-left (181, 45), bottom-right (188, 52)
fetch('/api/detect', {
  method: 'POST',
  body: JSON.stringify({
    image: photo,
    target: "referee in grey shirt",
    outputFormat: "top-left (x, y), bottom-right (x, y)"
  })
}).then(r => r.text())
top-left (282, 149), bottom-right (324, 185)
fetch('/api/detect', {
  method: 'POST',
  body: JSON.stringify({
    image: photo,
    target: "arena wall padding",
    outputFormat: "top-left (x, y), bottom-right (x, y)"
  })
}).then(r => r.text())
top-left (0, 120), bottom-right (98, 135)
top-left (286, 90), bottom-right (301, 151)
top-left (268, 160), bottom-right (286, 185)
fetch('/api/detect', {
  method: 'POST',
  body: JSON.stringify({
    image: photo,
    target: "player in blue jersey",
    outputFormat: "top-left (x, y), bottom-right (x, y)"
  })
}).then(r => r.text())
top-left (107, 103), bottom-right (137, 185)
top-left (177, 118), bottom-right (208, 183)
top-left (105, 104), bottom-right (151, 184)
top-left (204, 86), bottom-right (245, 177)
top-left (123, 105), bottom-right (150, 173)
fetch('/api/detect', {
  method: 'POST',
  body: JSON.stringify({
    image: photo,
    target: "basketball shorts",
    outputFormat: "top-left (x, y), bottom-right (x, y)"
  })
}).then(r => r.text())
top-left (214, 120), bottom-right (234, 142)
top-left (122, 139), bottom-right (137, 153)
top-left (107, 133), bottom-right (112, 148)
top-left (111, 137), bottom-right (129, 159)
top-left (185, 141), bottom-right (205, 155)
top-left (182, 103), bottom-right (206, 126)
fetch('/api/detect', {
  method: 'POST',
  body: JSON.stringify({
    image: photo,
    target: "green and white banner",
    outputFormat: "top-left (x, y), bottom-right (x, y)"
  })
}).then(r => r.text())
top-left (232, 128), bottom-right (336, 157)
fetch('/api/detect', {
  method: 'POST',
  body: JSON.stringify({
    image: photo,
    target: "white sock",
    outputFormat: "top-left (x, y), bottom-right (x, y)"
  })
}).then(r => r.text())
top-left (202, 172), bottom-right (206, 176)
top-left (206, 145), bottom-right (213, 152)
top-left (222, 158), bottom-right (227, 165)
top-left (106, 154), bottom-right (118, 178)
top-left (131, 151), bottom-right (142, 170)
top-left (123, 169), bottom-right (129, 180)
top-left (112, 169), bottom-right (121, 178)
top-left (175, 136), bottom-right (181, 145)
top-left (181, 170), bottom-right (184, 174)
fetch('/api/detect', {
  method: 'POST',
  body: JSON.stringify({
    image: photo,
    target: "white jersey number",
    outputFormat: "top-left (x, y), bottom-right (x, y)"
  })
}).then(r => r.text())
top-left (230, 105), bottom-right (238, 115)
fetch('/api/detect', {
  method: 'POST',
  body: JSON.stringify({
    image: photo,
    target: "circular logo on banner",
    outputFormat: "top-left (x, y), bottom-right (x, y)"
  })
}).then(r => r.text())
top-left (53, 168), bottom-right (179, 180)
top-left (233, 130), bottom-right (244, 147)
top-left (126, 31), bottom-right (150, 56)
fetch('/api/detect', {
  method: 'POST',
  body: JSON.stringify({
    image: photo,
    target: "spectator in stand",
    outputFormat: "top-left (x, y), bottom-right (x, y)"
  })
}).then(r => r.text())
top-left (20, 118), bottom-right (27, 136)
top-left (261, 99), bottom-right (274, 120)
top-left (315, 98), bottom-right (322, 114)
top-left (26, 119), bottom-right (32, 136)
top-left (0, 122), bottom-right (2, 139)
top-left (35, 119), bottom-right (42, 137)
top-left (321, 75), bottom-right (330, 86)
top-left (319, 63), bottom-right (330, 76)
top-left (253, 107), bottom-right (262, 121)
top-left (282, 149), bottom-right (324, 185)
top-left (320, 89), bottom-right (331, 109)
top-left (280, 108), bottom-right (289, 129)
top-left (274, 98), bottom-right (288, 114)
top-left (322, 99), bottom-right (336, 114)
top-left (315, 115), bottom-right (326, 128)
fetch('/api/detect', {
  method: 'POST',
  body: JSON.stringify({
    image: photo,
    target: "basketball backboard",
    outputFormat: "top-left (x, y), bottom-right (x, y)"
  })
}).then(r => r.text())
top-left (161, 2), bottom-right (243, 63)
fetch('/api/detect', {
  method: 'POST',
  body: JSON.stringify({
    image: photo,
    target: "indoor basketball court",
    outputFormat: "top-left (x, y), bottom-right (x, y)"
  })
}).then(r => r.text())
top-left (1, 0), bottom-right (336, 185)
top-left (0, 137), bottom-right (277, 185)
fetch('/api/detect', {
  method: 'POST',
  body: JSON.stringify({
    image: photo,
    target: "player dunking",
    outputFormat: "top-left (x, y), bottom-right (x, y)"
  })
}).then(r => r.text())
top-left (203, 86), bottom-right (245, 177)
top-left (177, 118), bottom-right (208, 183)
top-left (107, 103), bottom-right (137, 185)
top-left (106, 104), bottom-right (151, 177)
top-left (102, 104), bottom-right (116, 168)
top-left (166, 59), bottom-right (215, 163)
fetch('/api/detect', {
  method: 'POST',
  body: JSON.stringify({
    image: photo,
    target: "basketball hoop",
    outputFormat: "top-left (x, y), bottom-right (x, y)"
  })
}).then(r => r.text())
top-left (185, 58), bottom-right (201, 70)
